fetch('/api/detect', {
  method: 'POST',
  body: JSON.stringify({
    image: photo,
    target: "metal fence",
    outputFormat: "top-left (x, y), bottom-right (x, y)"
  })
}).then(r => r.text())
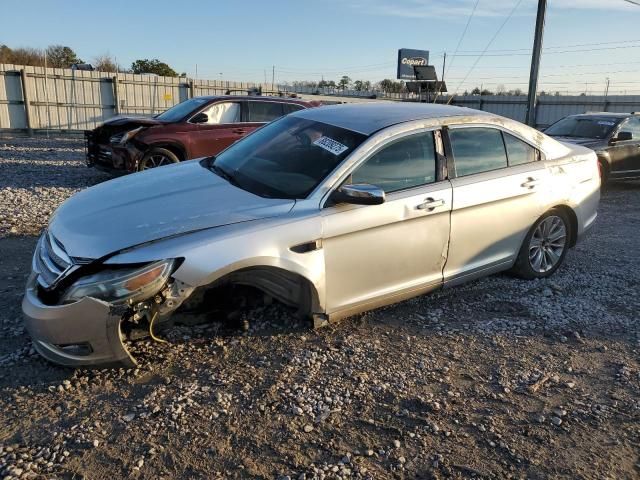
top-left (0, 64), bottom-right (280, 132)
top-left (2, 63), bottom-right (640, 132)
top-left (445, 94), bottom-right (640, 127)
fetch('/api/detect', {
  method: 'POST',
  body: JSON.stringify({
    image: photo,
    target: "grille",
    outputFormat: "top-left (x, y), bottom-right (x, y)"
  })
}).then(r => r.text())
top-left (34, 232), bottom-right (73, 289)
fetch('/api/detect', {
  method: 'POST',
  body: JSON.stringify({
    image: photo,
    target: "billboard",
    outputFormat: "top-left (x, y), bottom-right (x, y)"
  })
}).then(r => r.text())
top-left (397, 49), bottom-right (430, 80)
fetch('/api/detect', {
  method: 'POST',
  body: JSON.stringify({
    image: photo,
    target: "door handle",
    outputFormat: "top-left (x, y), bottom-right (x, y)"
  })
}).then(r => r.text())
top-left (521, 177), bottom-right (541, 189)
top-left (232, 128), bottom-right (247, 134)
top-left (416, 197), bottom-right (445, 211)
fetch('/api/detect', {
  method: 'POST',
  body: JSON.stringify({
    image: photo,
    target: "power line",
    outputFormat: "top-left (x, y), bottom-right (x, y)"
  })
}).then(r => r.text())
top-left (450, 0), bottom-right (524, 100)
top-left (445, 0), bottom-right (479, 78)
top-left (623, 0), bottom-right (640, 6)
top-left (445, 60), bottom-right (640, 70)
top-left (450, 43), bottom-right (640, 57)
top-left (453, 38), bottom-right (640, 54)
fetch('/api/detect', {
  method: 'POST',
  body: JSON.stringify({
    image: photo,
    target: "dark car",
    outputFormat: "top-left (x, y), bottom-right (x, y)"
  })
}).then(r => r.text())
top-left (545, 112), bottom-right (640, 183)
top-left (85, 95), bottom-right (319, 173)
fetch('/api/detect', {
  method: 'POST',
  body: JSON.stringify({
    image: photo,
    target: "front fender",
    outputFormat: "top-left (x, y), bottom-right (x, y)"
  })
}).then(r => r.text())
top-left (104, 215), bottom-right (326, 311)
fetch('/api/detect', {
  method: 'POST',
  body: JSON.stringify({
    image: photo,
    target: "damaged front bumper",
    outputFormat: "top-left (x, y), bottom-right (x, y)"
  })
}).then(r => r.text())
top-left (85, 130), bottom-right (144, 174)
top-left (22, 275), bottom-right (136, 368)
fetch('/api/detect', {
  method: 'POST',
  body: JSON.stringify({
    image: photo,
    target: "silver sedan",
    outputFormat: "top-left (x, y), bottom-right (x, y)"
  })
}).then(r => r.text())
top-left (22, 103), bottom-right (600, 367)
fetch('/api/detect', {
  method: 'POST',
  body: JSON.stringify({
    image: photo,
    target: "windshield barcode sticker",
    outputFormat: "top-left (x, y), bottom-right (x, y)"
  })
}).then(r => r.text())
top-left (597, 121), bottom-right (615, 126)
top-left (313, 136), bottom-right (349, 155)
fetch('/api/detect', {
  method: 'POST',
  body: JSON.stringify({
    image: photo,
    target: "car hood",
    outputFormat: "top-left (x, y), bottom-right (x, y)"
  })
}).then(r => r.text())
top-left (48, 160), bottom-right (295, 259)
top-left (548, 136), bottom-right (603, 148)
top-left (102, 115), bottom-right (166, 127)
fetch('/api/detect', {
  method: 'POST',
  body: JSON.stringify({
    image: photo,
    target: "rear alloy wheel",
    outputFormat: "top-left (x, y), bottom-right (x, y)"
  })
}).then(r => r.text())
top-left (511, 209), bottom-right (571, 279)
top-left (138, 147), bottom-right (180, 171)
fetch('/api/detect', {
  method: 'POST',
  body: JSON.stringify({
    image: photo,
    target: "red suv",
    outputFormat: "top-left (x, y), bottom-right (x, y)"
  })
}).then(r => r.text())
top-left (85, 95), bottom-right (319, 173)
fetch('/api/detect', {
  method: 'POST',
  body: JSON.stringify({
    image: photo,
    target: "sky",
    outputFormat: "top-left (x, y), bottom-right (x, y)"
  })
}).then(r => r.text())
top-left (3, 0), bottom-right (640, 94)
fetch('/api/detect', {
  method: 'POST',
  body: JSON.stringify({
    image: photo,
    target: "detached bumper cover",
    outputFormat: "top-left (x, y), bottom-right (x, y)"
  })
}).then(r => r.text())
top-left (22, 276), bottom-right (135, 368)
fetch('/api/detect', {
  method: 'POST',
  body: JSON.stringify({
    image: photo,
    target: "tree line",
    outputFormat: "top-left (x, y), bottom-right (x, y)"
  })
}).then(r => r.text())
top-left (292, 76), bottom-right (406, 94)
top-left (0, 44), bottom-right (182, 77)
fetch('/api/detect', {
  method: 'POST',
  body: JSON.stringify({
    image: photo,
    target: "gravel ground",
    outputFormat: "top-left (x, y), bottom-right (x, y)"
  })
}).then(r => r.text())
top-left (0, 136), bottom-right (639, 479)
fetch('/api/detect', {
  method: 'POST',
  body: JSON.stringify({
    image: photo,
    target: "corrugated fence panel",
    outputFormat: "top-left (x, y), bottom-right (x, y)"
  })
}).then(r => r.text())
top-left (0, 64), bottom-right (27, 128)
top-left (4, 63), bottom-right (640, 132)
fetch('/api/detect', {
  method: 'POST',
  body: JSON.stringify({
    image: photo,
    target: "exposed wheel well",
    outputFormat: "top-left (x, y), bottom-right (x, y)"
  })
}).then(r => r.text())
top-left (191, 267), bottom-right (320, 319)
top-left (149, 143), bottom-right (185, 161)
top-left (551, 204), bottom-right (578, 247)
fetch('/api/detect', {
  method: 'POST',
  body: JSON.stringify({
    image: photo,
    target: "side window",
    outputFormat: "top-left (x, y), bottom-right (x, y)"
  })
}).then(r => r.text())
top-left (620, 117), bottom-right (640, 139)
top-left (283, 103), bottom-right (305, 114)
top-left (248, 102), bottom-right (285, 122)
top-left (504, 132), bottom-right (537, 166)
top-left (202, 102), bottom-right (240, 124)
top-left (351, 132), bottom-right (437, 193)
top-left (449, 128), bottom-right (508, 177)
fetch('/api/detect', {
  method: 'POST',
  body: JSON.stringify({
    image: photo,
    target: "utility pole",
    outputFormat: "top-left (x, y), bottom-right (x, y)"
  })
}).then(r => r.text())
top-left (434, 52), bottom-right (446, 103)
top-left (525, 0), bottom-right (547, 126)
top-left (604, 77), bottom-right (610, 97)
top-left (272, 65), bottom-right (275, 93)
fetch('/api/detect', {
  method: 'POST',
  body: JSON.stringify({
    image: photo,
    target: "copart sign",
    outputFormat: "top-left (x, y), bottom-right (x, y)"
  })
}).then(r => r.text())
top-left (397, 48), bottom-right (430, 80)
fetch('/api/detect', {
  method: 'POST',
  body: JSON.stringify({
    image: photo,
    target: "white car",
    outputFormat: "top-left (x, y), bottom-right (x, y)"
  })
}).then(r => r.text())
top-left (23, 103), bottom-right (600, 367)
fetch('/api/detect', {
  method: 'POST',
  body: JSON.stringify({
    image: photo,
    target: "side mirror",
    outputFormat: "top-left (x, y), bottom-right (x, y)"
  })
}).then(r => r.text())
top-left (612, 131), bottom-right (632, 143)
top-left (330, 183), bottom-right (385, 206)
top-left (190, 112), bottom-right (208, 124)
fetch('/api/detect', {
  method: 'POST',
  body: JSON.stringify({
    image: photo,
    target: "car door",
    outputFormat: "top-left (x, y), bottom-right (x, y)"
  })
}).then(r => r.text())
top-left (609, 117), bottom-right (640, 175)
top-left (444, 126), bottom-right (550, 285)
top-left (190, 101), bottom-right (243, 158)
top-left (240, 100), bottom-right (287, 134)
top-left (321, 130), bottom-right (452, 316)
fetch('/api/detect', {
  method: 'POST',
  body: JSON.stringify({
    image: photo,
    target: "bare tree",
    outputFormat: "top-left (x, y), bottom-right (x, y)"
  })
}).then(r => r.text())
top-left (7, 47), bottom-right (45, 66)
top-left (93, 53), bottom-right (119, 73)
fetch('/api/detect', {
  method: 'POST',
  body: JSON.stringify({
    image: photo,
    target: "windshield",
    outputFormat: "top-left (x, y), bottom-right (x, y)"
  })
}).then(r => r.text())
top-left (156, 98), bottom-right (210, 122)
top-left (545, 116), bottom-right (620, 139)
top-left (211, 116), bottom-right (367, 199)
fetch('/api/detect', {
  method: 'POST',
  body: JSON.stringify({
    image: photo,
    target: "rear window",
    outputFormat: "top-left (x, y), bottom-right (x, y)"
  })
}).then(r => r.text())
top-left (283, 103), bottom-right (306, 114)
top-left (248, 102), bottom-right (284, 122)
top-left (450, 128), bottom-right (508, 177)
top-left (504, 133), bottom-right (537, 166)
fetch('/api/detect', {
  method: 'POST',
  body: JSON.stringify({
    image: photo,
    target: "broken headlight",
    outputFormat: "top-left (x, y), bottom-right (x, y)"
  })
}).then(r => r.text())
top-left (110, 127), bottom-right (144, 145)
top-left (61, 260), bottom-right (175, 305)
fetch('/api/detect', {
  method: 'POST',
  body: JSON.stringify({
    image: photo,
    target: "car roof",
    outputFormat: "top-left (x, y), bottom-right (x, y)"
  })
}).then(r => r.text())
top-left (292, 102), bottom-right (484, 135)
top-left (195, 95), bottom-right (311, 104)
top-left (569, 112), bottom-right (630, 119)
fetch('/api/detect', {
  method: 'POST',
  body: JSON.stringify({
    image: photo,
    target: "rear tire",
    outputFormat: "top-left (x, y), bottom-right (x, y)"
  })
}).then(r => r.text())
top-left (138, 147), bottom-right (180, 171)
top-left (510, 208), bottom-right (571, 280)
